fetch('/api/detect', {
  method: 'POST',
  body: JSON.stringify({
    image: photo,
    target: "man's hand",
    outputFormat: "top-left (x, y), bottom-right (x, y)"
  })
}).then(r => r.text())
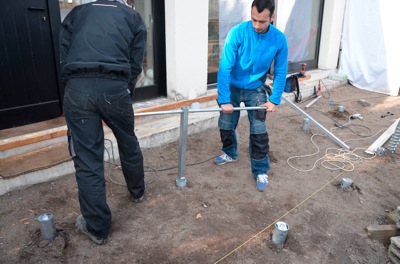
top-left (261, 101), bottom-right (278, 112)
top-left (221, 103), bottom-right (234, 114)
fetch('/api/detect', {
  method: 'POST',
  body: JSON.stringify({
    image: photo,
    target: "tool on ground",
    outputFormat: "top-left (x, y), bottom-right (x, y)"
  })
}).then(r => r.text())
top-left (341, 178), bottom-right (353, 189)
top-left (317, 80), bottom-right (322, 96)
top-left (350, 113), bottom-right (363, 120)
top-left (381, 112), bottom-right (394, 118)
top-left (298, 62), bottom-right (307, 78)
top-left (305, 95), bottom-right (321, 108)
top-left (284, 75), bottom-right (302, 103)
top-left (302, 86), bottom-right (318, 103)
top-left (303, 80), bottom-right (323, 106)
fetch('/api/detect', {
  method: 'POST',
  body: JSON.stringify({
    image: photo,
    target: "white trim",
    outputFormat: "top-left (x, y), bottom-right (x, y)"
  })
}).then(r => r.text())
top-left (92, 4), bottom-right (117, 7)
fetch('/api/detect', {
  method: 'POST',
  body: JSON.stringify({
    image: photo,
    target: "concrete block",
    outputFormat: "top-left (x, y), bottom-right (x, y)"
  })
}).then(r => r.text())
top-left (390, 244), bottom-right (400, 259)
top-left (391, 236), bottom-right (400, 249)
top-left (389, 250), bottom-right (400, 264)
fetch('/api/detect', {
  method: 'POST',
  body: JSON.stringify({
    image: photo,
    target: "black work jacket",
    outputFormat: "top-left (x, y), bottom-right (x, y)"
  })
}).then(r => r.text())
top-left (59, 0), bottom-right (147, 90)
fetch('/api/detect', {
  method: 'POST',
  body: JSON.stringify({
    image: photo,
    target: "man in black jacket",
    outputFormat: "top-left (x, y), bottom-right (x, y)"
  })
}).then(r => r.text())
top-left (60, 0), bottom-right (146, 245)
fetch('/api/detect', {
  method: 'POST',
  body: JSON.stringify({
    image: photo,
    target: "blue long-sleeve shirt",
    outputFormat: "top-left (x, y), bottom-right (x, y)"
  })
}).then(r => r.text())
top-left (217, 21), bottom-right (288, 105)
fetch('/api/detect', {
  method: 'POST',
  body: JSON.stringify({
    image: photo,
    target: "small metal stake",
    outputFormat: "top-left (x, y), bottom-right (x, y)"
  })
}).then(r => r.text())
top-left (38, 213), bottom-right (57, 240)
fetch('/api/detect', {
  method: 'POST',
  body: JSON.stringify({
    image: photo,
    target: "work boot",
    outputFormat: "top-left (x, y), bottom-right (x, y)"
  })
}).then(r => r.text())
top-left (132, 194), bottom-right (144, 203)
top-left (76, 214), bottom-right (107, 245)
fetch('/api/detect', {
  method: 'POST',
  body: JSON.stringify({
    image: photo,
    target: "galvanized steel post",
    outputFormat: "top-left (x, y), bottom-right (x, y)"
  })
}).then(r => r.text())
top-left (176, 106), bottom-right (189, 188)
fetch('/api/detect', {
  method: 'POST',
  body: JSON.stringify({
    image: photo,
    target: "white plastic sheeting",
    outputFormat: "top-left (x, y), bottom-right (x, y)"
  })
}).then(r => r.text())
top-left (339, 0), bottom-right (400, 96)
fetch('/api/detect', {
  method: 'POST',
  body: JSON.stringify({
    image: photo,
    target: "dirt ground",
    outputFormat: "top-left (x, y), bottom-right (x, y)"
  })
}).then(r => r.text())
top-left (0, 84), bottom-right (399, 263)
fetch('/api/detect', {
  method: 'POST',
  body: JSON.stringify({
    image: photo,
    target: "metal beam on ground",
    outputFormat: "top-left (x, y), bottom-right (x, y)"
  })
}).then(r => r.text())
top-left (281, 96), bottom-right (350, 150)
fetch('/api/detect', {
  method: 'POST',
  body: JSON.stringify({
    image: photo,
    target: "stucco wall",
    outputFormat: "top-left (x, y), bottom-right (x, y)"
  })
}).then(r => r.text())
top-left (164, 0), bottom-right (343, 100)
top-left (165, 1), bottom-right (209, 100)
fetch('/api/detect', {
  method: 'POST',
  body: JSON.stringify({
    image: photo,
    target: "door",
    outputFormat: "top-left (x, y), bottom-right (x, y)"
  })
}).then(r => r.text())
top-left (276, 0), bottom-right (324, 73)
top-left (0, 0), bottom-right (62, 130)
top-left (132, 0), bottom-right (166, 101)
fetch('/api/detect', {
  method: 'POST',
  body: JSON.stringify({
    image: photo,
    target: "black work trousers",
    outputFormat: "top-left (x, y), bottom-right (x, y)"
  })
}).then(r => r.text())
top-left (63, 77), bottom-right (145, 239)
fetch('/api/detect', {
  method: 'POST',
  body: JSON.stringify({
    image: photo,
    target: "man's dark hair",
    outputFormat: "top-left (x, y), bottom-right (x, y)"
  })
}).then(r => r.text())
top-left (251, 0), bottom-right (275, 15)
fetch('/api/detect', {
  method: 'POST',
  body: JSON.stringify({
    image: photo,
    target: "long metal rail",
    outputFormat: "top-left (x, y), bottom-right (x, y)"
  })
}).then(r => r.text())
top-left (134, 102), bottom-right (349, 188)
top-left (281, 97), bottom-right (350, 150)
top-left (136, 106), bottom-right (266, 188)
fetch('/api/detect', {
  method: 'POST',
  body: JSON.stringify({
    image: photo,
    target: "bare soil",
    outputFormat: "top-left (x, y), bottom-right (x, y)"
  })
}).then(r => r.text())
top-left (0, 84), bottom-right (399, 263)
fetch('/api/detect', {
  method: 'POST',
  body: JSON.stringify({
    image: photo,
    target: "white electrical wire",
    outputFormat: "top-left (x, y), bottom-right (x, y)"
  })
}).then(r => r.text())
top-left (286, 117), bottom-right (382, 172)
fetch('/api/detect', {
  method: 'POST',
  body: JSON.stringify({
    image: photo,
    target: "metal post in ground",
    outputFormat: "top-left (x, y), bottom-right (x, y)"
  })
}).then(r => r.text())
top-left (135, 106), bottom-right (267, 188)
top-left (281, 96), bottom-right (350, 150)
top-left (176, 106), bottom-right (189, 188)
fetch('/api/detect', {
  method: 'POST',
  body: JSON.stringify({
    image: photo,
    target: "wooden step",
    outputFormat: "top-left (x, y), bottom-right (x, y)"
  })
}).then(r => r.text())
top-left (0, 93), bottom-right (218, 153)
top-left (0, 142), bottom-right (70, 179)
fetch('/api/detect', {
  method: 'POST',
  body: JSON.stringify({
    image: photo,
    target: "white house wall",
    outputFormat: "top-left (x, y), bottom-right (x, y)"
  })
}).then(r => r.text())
top-left (317, 0), bottom-right (345, 69)
top-left (381, 1), bottom-right (400, 96)
top-left (218, 0), bottom-right (251, 53)
top-left (165, 0), bottom-right (342, 100)
top-left (165, 0), bottom-right (209, 100)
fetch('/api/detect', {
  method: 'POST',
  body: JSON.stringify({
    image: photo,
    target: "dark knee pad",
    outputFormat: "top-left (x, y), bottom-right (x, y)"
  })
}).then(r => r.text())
top-left (220, 129), bottom-right (233, 149)
top-left (250, 132), bottom-right (269, 159)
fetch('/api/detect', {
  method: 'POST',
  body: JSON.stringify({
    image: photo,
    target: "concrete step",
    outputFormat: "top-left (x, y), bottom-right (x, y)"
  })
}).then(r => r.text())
top-left (0, 69), bottom-right (346, 196)
top-left (389, 237), bottom-right (400, 264)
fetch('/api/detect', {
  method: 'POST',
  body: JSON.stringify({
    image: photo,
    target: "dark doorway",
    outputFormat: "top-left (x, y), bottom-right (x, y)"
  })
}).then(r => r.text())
top-left (0, 0), bottom-right (62, 130)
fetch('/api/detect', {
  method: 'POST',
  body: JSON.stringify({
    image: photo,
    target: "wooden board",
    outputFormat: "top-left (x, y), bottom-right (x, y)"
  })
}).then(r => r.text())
top-left (365, 224), bottom-right (400, 246)
top-left (365, 118), bottom-right (400, 154)
top-left (0, 94), bottom-right (218, 151)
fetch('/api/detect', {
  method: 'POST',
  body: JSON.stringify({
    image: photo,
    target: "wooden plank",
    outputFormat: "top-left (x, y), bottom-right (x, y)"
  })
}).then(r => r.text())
top-left (298, 74), bottom-right (311, 81)
top-left (135, 93), bottom-right (217, 114)
top-left (388, 210), bottom-right (398, 224)
top-left (365, 118), bottom-right (400, 154)
top-left (0, 127), bottom-right (67, 151)
top-left (305, 95), bottom-right (322, 108)
top-left (365, 224), bottom-right (400, 246)
top-left (0, 94), bottom-right (218, 151)
top-left (0, 142), bottom-right (70, 178)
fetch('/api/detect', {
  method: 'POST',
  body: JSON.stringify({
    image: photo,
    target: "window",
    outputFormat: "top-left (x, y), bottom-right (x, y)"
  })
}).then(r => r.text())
top-left (275, 0), bottom-right (324, 73)
top-left (59, 0), bottom-right (166, 101)
top-left (207, 0), bottom-right (251, 84)
top-left (207, 0), bottom-right (324, 82)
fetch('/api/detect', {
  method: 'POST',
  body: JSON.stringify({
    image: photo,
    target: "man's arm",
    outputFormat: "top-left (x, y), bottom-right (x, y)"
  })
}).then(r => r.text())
top-left (59, 12), bottom-right (74, 76)
top-left (217, 26), bottom-right (240, 106)
top-left (129, 14), bottom-right (147, 93)
top-left (268, 35), bottom-right (288, 106)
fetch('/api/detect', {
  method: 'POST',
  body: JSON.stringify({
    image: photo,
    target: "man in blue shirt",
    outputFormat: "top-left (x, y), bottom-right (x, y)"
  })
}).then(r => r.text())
top-left (215, 0), bottom-right (288, 192)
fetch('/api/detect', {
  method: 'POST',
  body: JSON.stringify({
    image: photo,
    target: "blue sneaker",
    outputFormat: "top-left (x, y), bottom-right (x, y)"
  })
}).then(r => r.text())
top-left (214, 153), bottom-right (237, 165)
top-left (256, 174), bottom-right (269, 192)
